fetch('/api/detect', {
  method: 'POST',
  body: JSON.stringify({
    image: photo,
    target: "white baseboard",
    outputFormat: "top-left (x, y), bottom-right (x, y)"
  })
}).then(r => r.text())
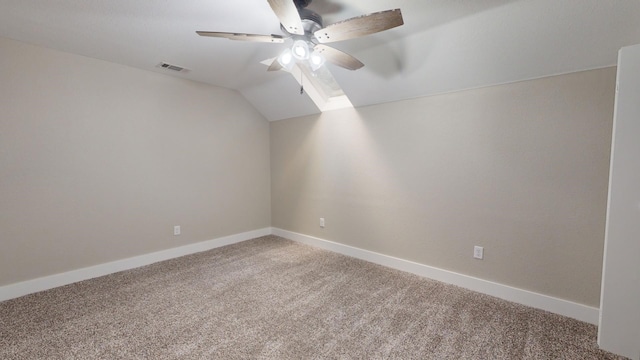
top-left (271, 228), bottom-right (600, 325)
top-left (1, 227), bottom-right (600, 325)
top-left (0, 228), bottom-right (271, 302)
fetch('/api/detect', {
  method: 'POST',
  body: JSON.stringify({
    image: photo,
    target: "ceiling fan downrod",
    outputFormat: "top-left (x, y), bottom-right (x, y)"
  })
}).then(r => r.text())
top-left (293, 0), bottom-right (312, 9)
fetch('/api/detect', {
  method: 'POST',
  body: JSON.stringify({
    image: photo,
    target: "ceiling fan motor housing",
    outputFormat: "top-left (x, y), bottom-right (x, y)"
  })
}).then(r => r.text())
top-left (300, 9), bottom-right (323, 34)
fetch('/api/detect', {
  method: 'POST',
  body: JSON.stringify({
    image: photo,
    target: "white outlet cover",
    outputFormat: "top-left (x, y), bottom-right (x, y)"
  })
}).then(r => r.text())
top-left (319, 218), bottom-right (325, 228)
top-left (474, 246), bottom-right (484, 259)
top-left (174, 226), bottom-right (181, 236)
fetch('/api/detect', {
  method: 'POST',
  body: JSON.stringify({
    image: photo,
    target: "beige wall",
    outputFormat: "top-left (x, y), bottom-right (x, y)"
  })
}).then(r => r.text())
top-left (271, 68), bottom-right (616, 307)
top-left (0, 34), bottom-right (616, 308)
top-left (0, 37), bottom-right (271, 286)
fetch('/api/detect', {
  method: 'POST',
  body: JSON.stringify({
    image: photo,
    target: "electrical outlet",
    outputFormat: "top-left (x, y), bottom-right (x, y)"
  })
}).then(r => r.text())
top-left (473, 246), bottom-right (484, 260)
top-left (174, 225), bottom-right (181, 236)
top-left (319, 218), bottom-right (325, 228)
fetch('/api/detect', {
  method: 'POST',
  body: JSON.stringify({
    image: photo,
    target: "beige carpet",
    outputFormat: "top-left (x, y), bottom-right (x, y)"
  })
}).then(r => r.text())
top-left (0, 236), bottom-right (625, 359)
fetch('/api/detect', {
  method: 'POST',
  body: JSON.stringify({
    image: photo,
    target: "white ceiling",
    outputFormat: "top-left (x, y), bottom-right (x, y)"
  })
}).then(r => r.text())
top-left (1, 0), bottom-right (639, 121)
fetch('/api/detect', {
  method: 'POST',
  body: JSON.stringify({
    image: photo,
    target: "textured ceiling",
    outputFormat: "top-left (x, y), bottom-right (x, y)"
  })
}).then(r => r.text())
top-left (1, 0), bottom-right (639, 121)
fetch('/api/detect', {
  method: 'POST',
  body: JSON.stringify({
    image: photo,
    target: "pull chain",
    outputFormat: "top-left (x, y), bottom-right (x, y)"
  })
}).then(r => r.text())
top-left (300, 68), bottom-right (304, 95)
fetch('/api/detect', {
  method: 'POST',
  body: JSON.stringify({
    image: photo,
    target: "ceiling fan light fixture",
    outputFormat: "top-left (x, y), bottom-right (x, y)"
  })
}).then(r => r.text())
top-left (309, 50), bottom-right (326, 71)
top-left (292, 40), bottom-right (310, 60)
top-left (277, 48), bottom-right (295, 70)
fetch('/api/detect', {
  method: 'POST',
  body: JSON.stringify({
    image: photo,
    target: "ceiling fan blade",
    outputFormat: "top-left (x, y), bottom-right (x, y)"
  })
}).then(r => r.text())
top-left (267, 58), bottom-right (283, 72)
top-left (267, 0), bottom-right (305, 35)
top-left (314, 45), bottom-right (364, 71)
top-left (314, 9), bottom-right (403, 43)
top-left (196, 31), bottom-right (285, 43)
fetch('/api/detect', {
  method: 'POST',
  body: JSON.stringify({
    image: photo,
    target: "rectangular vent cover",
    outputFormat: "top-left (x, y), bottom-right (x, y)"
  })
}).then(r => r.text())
top-left (157, 62), bottom-right (189, 73)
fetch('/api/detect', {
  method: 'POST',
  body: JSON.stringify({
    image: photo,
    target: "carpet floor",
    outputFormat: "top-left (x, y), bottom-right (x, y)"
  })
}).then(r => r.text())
top-left (0, 235), bottom-right (625, 359)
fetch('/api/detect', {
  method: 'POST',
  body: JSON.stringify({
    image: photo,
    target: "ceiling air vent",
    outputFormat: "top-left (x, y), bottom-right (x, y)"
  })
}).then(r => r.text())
top-left (157, 62), bottom-right (189, 73)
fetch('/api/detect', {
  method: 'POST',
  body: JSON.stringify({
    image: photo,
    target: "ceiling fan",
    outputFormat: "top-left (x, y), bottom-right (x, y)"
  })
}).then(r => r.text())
top-left (196, 0), bottom-right (404, 73)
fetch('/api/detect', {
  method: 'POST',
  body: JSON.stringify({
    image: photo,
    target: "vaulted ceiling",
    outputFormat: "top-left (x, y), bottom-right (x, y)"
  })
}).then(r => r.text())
top-left (1, 0), bottom-right (639, 121)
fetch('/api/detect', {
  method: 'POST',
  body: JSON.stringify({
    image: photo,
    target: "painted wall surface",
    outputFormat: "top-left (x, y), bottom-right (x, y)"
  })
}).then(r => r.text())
top-left (271, 68), bottom-right (616, 307)
top-left (0, 37), bottom-right (271, 286)
top-left (598, 44), bottom-right (640, 360)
